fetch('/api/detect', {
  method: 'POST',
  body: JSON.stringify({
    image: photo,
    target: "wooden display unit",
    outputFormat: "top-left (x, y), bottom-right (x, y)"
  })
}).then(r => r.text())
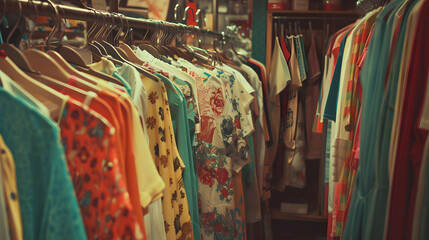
top-left (264, 9), bottom-right (359, 239)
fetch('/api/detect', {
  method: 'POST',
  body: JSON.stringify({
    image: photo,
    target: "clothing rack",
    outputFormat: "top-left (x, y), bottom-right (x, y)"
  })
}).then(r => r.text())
top-left (0, 0), bottom-right (233, 41)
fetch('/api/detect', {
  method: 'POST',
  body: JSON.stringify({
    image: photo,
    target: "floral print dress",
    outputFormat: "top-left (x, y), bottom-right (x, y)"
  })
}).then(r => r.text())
top-left (197, 68), bottom-right (251, 240)
top-left (143, 76), bottom-right (194, 240)
top-left (58, 99), bottom-right (144, 240)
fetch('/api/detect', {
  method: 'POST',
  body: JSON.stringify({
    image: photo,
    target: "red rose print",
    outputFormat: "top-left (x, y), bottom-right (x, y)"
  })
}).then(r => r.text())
top-left (198, 166), bottom-right (215, 187)
top-left (220, 188), bottom-right (229, 198)
top-left (215, 168), bottom-right (229, 185)
top-left (209, 87), bottom-right (225, 117)
top-left (208, 212), bottom-right (215, 221)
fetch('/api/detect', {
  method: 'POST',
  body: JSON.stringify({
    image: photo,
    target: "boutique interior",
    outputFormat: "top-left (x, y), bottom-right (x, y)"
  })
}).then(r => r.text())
top-left (0, 0), bottom-right (428, 239)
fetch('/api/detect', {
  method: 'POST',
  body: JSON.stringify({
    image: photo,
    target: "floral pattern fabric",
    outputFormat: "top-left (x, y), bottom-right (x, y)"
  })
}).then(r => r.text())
top-left (59, 99), bottom-right (144, 240)
top-left (195, 140), bottom-right (236, 240)
top-left (142, 76), bottom-right (194, 240)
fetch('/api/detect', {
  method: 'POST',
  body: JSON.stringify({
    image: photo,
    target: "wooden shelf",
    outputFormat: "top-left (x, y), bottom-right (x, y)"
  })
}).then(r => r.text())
top-left (271, 208), bottom-right (327, 222)
top-left (268, 9), bottom-right (359, 15)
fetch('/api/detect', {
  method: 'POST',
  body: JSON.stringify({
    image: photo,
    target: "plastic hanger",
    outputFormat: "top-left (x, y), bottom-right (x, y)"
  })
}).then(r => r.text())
top-left (116, 47), bottom-right (130, 61)
top-left (117, 16), bottom-right (147, 64)
top-left (52, 8), bottom-right (123, 86)
top-left (26, 70), bottom-right (92, 100)
top-left (55, 6), bottom-right (93, 66)
top-left (138, 24), bottom-right (161, 59)
top-left (0, 54), bottom-right (67, 119)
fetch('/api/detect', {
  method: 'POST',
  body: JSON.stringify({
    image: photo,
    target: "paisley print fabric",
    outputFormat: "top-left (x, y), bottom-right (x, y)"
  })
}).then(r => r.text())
top-left (59, 99), bottom-right (143, 240)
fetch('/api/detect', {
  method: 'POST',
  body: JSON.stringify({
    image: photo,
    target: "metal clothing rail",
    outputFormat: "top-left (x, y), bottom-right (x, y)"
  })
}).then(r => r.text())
top-left (0, 0), bottom-right (230, 40)
top-left (272, 16), bottom-right (358, 21)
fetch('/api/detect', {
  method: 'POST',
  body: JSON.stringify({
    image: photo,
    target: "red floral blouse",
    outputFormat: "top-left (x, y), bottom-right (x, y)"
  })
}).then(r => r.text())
top-left (59, 99), bottom-right (144, 240)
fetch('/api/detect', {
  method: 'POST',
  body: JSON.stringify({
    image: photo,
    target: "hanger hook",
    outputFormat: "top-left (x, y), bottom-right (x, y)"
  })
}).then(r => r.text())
top-left (196, 9), bottom-right (206, 28)
top-left (150, 21), bottom-right (158, 45)
top-left (174, 4), bottom-right (181, 23)
top-left (6, 0), bottom-right (22, 44)
top-left (105, 13), bottom-right (116, 41)
top-left (57, 5), bottom-right (67, 45)
top-left (45, 0), bottom-right (60, 50)
top-left (27, 0), bottom-right (38, 48)
top-left (94, 11), bottom-right (106, 41)
top-left (101, 12), bottom-right (112, 41)
top-left (113, 13), bottom-right (122, 46)
top-left (183, 6), bottom-right (195, 24)
top-left (121, 14), bottom-right (130, 42)
top-left (86, 9), bottom-right (98, 43)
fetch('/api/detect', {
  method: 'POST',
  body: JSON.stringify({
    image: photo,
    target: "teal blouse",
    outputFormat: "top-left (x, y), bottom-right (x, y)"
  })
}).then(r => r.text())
top-left (0, 89), bottom-right (86, 240)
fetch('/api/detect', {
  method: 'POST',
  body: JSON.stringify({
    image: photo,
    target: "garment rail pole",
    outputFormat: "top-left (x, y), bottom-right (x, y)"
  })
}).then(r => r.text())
top-left (272, 16), bottom-right (358, 21)
top-left (0, 0), bottom-right (231, 40)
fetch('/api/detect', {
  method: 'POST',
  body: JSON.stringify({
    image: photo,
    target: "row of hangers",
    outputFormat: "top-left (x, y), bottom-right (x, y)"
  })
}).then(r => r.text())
top-left (0, 0), bottom-right (248, 120)
top-left (357, 0), bottom-right (388, 15)
top-left (273, 20), bottom-right (305, 37)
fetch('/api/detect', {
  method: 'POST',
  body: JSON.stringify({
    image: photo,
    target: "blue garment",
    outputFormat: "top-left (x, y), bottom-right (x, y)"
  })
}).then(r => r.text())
top-left (343, 1), bottom-right (404, 239)
top-left (294, 36), bottom-right (307, 81)
top-left (0, 89), bottom-right (86, 240)
top-left (155, 73), bottom-right (201, 240)
top-left (364, 1), bottom-right (418, 239)
top-left (323, 29), bottom-right (352, 121)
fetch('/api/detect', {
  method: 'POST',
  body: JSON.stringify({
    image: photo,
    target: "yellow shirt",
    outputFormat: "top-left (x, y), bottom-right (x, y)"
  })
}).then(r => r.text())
top-left (0, 135), bottom-right (23, 240)
top-left (142, 76), bottom-right (193, 240)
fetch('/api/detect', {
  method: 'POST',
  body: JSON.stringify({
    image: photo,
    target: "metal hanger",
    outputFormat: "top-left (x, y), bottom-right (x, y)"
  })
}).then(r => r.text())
top-left (23, 0), bottom-right (72, 84)
top-left (0, 0), bottom-right (35, 73)
top-left (138, 20), bottom-right (161, 59)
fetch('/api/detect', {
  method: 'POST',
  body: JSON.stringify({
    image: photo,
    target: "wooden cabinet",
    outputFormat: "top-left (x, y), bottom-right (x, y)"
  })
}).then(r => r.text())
top-left (264, 9), bottom-right (358, 239)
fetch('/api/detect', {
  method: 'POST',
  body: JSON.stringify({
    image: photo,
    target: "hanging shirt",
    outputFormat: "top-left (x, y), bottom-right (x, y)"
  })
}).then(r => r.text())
top-left (141, 74), bottom-right (194, 240)
top-left (386, 1), bottom-right (429, 238)
top-left (240, 64), bottom-right (263, 223)
top-left (303, 26), bottom-right (323, 160)
top-left (135, 48), bottom-right (201, 127)
top-left (263, 36), bottom-right (291, 199)
top-left (342, 1), bottom-right (404, 239)
top-left (115, 62), bottom-right (149, 122)
top-left (363, 2), bottom-right (420, 240)
top-left (294, 35), bottom-right (307, 82)
top-left (0, 88), bottom-right (87, 240)
top-left (388, 0), bottom-right (423, 181)
top-left (57, 98), bottom-right (144, 240)
top-left (88, 58), bottom-right (133, 96)
top-left (335, 8), bottom-right (380, 236)
top-left (160, 75), bottom-right (201, 240)
top-left (248, 58), bottom-right (273, 146)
